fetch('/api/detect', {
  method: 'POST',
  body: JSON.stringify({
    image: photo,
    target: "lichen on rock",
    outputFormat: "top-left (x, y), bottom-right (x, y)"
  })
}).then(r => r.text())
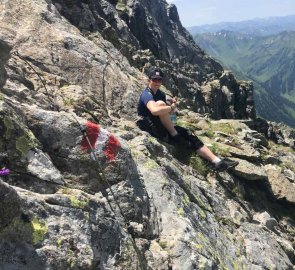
top-left (16, 131), bottom-right (38, 157)
top-left (31, 217), bottom-right (48, 245)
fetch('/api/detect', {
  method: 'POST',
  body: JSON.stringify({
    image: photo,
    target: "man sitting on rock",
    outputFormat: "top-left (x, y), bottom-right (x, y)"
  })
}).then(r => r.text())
top-left (137, 67), bottom-right (238, 171)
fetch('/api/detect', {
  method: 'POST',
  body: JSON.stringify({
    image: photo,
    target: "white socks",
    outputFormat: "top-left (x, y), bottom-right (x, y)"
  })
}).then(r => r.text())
top-left (170, 131), bottom-right (178, 136)
top-left (212, 157), bottom-right (222, 165)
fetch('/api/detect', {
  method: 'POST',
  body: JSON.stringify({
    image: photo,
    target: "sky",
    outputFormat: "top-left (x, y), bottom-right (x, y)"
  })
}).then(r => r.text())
top-left (166, 0), bottom-right (295, 27)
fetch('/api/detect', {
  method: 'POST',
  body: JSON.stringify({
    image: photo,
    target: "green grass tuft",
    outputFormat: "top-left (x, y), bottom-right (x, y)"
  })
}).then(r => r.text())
top-left (189, 155), bottom-right (209, 176)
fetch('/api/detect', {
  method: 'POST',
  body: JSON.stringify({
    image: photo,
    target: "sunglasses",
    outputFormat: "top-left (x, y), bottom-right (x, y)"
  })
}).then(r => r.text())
top-left (151, 78), bottom-right (163, 83)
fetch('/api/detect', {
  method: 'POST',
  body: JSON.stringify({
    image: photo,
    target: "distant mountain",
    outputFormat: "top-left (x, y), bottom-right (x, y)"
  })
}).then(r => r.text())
top-left (190, 16), bottom-right (295, 128)
top-left (188, 15), bottom-right (295, 36)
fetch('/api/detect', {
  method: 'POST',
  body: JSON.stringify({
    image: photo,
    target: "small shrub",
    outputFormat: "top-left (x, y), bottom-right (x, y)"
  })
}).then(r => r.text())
top-left (212, 123), bottom-right (236, 135)
top-left (63, 98), bottom-right (75, 106)
top-left (177, 207), bottom-right (185, 217)
top-left (176, 120), bottom-right (198, 131)
top-left (268, 140), bottom-right (295, 155)
top-left (210, 142), bottom-right (230, 157)
top-left (159, 241), bottom-right (168, 249)
top-left (189, 155), bottom-right (209, 176)
top-left (204, 129), bottom-right (214, 138)
top-left (283, 161), bottom-right (295, 173)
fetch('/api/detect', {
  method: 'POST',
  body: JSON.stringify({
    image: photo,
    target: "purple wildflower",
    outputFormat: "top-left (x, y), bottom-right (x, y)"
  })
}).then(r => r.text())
top-left (0, 168), bottom-right (10, 176)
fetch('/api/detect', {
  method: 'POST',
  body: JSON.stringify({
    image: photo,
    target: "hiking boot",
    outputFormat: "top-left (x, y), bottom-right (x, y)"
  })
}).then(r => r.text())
top-left (215, 158), bottom-right (239, 171)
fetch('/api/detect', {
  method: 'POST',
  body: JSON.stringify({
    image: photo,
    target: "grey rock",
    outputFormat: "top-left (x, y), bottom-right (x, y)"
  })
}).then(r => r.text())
top-left (0, 39), bottom-right (11, 88)
top-left (284, 169), bottom-right (295, 182)
top-left (253, 211), bottom-right (278, 230)
top-left (0, 240), bottom-right (45, 270)
top-left (240, 223), bottom-right (293, 270)
top-left (241, 129), bottom-right (268, 148)
top-left (277, 238), bottom-right (295, 263)
top-left (226, 199), bottom-right (248, 225)
top-left (265, 164), bottom-right (295, 203)
top-left (0, 180), bottom-right (21, 231)
top-left (197, 256), bottom-right (214, 270)
top-left (228, 143), bottom-right (260, 161)
top-left (200, 71), bottom-right (255, 119)
top-left (264, 155), bottom-right (282, 165)
top-left (232, 158), bottom-right (268, 180)
top-left (248, 118), bottom-right (295, 148)
top-left (27, 149), bottom-right (64, 184)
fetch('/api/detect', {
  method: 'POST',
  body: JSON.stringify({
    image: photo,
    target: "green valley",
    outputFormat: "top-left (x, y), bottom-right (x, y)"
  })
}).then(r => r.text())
top-left (192, 26), bottom-right (295, 127)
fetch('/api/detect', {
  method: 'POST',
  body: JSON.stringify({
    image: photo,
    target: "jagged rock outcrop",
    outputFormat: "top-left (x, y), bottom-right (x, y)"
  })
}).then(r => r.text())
top-left (0, 0), bottom-right (294, 269)
top-left (0, 0), bottom-right (255, 120)
top-left (199, 71), bottom-right (255, 119)
top-left (249, 117), bottom-right (295, 149)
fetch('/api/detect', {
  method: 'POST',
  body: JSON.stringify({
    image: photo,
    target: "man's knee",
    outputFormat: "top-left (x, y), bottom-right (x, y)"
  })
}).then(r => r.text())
top-left (156, 101), bottom-right (170, 119)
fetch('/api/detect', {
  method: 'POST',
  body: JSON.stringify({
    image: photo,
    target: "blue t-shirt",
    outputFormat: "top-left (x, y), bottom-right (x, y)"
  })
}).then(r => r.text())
top-left (137, 87), bottom-right (166, 117)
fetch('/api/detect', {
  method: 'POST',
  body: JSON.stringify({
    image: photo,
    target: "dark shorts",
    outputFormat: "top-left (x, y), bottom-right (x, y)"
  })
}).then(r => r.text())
top-left (174, 125), bottom-right (204, 150)
top-left (136, 116), bottom-right (168, 140)
top-left (136, 117), bottom-right (204, 151)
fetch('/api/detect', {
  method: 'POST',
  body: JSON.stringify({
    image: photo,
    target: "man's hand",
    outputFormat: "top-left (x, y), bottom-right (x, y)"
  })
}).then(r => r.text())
top-left (170, 102), bottom-right (177, 114)
top-left (166, 96), bottom-right (178, 106)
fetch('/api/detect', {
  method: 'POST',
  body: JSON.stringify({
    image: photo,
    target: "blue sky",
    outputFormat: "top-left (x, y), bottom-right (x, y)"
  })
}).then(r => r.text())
top-left (166, 0), bottom-right (295, 27)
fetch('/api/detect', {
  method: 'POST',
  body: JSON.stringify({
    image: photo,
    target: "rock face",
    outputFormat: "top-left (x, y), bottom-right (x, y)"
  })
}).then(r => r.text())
top-left (0, 0), bottom-right (294, 269)
top-left (249, 118), bottom-right (295, 149)
top-left (0, 0), bottom-right (255, 120)
top-left (0, 40), bottom-right (10, 88)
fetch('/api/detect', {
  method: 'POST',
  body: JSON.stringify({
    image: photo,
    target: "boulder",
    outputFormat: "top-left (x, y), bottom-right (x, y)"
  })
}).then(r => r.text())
top-left (0, 180), bottom-right (21, 231)
top-left (239, 223), bottom-right (293, 270)
top-left (253, 211), bottom-right (278, 231)
top-left (231, 159), bottom-right (268, 180)
top-left (265, 164), bottom-right (295, 203)
top-left (248, 118), bottom-right (295, 148)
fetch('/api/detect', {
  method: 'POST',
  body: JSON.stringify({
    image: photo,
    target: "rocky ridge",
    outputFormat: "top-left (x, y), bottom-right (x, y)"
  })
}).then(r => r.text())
top-left (0, 0), bottom-right (295, 269)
